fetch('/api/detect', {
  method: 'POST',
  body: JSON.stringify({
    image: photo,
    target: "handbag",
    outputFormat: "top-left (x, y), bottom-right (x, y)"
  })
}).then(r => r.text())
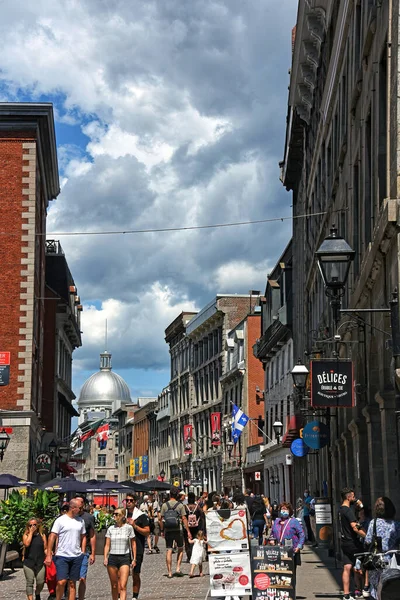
top-left (362, 519), bottom-right (383, 571)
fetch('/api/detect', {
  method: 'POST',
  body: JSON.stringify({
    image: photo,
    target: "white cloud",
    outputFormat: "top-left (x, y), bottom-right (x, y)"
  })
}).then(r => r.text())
top-left (1, 0), bottom-right (297, 375)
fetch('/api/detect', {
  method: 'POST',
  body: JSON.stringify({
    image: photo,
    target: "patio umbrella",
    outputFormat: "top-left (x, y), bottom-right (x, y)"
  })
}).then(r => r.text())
top-left (140, 479), bottom-right (174, 491)
top-left (0, 473), bottom-right (35, 489)
top-left (39, 476), bottom-right (90, 493)
top-left (118, 480), bottom-right (151, 493)
top-left (85, 479), bottom-right (133, 492)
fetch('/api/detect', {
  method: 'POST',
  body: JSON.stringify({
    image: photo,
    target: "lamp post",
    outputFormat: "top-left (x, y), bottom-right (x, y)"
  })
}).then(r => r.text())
top-left (272, 421), bottom-right (283, 445)
top-left (291, 359), bottom-right (309, 412)
top-left (0, 429), bottom-right (10, 462)
top-left (48, 439), bottom-right (57, 455)
top-left (315, 225), bottom-right (355, 329)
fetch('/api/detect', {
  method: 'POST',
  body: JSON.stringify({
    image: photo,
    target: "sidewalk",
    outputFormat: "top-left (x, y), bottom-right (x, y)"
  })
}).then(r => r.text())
top-left (296, 545), bottom-right (343, 599)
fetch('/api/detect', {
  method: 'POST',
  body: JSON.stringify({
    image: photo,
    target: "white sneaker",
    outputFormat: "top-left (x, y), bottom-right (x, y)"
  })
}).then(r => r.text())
top-left (362, 590), bottom-right (370, 598)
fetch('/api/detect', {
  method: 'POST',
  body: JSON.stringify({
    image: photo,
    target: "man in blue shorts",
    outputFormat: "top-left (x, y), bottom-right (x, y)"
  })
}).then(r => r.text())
top-left (45, 498), bottom-right (86, 600)
top-left (75, 497), bottom-right (96, 600)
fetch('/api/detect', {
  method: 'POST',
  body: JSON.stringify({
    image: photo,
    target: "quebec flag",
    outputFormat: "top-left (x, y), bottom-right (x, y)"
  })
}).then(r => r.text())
top-left (232, 404), bottom-right (249, 444)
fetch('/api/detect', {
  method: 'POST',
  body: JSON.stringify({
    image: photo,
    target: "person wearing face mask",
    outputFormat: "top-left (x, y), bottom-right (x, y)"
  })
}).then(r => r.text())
top-left (270, 502), bottom-right (305, 568)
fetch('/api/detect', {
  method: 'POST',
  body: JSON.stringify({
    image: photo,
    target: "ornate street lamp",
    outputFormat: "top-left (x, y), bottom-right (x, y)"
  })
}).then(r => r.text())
top-left (0, 429), bottom-right (10, 462)
top-left (315, 225), bottom-right (355, 327)
top-left (48, 439), bottom-right (57, 455)
top-left (291, 359), bottom-right (309, 392)
top-left (272, 421), bottom-right (283, 444)
top-left (226, 440), bottom-right (234, 459)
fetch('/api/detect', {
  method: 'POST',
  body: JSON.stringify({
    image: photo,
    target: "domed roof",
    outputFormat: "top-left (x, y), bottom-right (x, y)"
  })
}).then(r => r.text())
top-left (78, 351), bottom-right (132, 410)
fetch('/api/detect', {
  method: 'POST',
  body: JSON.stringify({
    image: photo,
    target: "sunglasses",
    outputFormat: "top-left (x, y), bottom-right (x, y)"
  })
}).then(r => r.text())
top-left (114, 513), bottom-right (123, 517)
top-left (125, 499), bottom-right (134, 502)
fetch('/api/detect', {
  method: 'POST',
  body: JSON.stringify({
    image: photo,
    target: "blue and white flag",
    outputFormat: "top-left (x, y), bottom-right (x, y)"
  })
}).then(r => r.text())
top-left (232, 404), bottom-right (249, 444)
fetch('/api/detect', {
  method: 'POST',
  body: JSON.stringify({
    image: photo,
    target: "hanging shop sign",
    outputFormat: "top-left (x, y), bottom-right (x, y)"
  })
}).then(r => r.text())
top-left (302, 420), bottom-right (330, 450)
top-left (211, 412), bottom-right (221, 446)
top-left (35, 453), bottom-right (52, 473)
top-left (310, 359), bottom-right (354, 408)
top-left (183, 424), bottom-right (193, 454)
top-left (290, 438), bottom-right (309, 457)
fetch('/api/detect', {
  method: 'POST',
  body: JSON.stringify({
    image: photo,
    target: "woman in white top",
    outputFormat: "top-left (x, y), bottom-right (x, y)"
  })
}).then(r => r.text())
top-left (104, 507), bottom-right (137, 600)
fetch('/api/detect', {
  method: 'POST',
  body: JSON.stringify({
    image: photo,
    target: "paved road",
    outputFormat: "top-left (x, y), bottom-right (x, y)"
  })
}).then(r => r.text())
top-left (0, 542), bottom-right (342, 599)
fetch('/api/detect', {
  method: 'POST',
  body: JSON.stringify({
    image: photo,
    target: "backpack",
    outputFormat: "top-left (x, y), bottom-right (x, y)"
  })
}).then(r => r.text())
top-left (163, 501), bottom-right (181, 530)
top-left (187, 504), bottom-right (200, 528)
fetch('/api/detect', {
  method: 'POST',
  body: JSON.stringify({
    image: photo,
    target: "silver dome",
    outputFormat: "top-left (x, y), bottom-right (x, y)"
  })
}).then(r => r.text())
top-left (77, 351), bottom-right (132, 413)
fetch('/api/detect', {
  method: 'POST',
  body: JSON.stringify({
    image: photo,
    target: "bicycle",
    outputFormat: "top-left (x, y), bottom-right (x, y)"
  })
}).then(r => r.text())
top-left (354, 549), bottom-right (400, 600)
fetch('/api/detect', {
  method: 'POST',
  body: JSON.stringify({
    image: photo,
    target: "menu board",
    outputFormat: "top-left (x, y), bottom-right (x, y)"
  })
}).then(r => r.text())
top-left (206, 508), bottom-right (249, 551)
top-left (251, 545), bottom-right (295, 600)
top-left (209, 551), bottom-right (252, 597)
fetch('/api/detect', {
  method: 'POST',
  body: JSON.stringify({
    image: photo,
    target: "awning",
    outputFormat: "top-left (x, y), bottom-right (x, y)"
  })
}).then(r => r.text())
top-left (282, 415), bottom-right (304, 447)
top-left (60, 463), bottom-right (78, 475)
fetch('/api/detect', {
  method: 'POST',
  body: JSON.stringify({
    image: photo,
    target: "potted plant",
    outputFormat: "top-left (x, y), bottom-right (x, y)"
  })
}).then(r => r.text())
top-left (94, 510), bottom-right (114, 555)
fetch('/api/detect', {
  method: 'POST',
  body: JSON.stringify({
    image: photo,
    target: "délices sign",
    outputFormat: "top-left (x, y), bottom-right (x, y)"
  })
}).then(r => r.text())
top-left (311, 359), bottom-right (354, 408)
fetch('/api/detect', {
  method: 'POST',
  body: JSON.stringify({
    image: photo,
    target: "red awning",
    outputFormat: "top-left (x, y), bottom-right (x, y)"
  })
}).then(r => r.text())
top-left (60, 463), bottom-right (78, 475)
top-left (282, 415), bottom-right (304, 447)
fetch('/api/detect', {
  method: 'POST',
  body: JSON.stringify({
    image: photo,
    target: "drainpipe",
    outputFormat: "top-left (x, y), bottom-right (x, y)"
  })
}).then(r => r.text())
top-left (386, 0), bottom-right (392, 197)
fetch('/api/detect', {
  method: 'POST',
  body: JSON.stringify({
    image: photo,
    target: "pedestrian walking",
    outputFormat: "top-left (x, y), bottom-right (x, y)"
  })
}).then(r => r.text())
top-left (338, 487), bottom-right (367, 600)
top-left (184, 492), bottom-right (204, 561)
top-left (104, 507), bottom-right (136, 600)
top-left (303, 489), bottom-right (316, 544)
top-left (270, 501), bottom-right (304, 568)
top-left (160, 486), bottom-right (192, 578)
top-left (74, 497), bottom-right (96, 600)
top-left (44, 498), bottom-right (86, 600)
top-left (188, 530), bottom-right (206, 578)
top-left (250, 496), bottom-right (268, 545)
top-left (232, 491), bottom-right (252, 533)
top-left (124, 493), bottom-right (150, 600)
top-left (364, 496), bottom-right (400, 599)
top-left (139, 493), bottom-right (161, 554)
top-left (22, 517), bottom-right (47, 600)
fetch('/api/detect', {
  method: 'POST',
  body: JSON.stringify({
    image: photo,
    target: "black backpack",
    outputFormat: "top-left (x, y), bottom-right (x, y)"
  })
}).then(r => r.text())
top-left (163, 501), bottom-right (180, 530)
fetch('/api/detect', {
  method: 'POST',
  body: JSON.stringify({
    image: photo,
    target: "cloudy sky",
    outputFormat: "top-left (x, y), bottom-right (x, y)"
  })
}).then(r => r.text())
top-left (1, 0), bottom-right (297, 402)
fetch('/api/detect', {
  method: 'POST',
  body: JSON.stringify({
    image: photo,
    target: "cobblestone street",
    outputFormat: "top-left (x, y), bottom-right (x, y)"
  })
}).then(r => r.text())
top-left (0, 543), bottom-right (342, 600)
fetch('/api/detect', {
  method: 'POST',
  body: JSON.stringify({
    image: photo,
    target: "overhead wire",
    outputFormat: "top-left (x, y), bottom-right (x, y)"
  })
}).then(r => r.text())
top-left (0, 208), bottom-right (345, 237)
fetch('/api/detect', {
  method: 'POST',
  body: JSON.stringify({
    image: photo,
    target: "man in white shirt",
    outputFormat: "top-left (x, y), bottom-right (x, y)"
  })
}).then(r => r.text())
top-left (45, 498), bottom-right (86, 600)
top-left (139, 493), bottom-right (161, 553)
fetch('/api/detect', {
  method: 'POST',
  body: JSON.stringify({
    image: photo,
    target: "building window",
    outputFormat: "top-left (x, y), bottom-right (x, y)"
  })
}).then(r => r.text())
top-left (115, 454), bottom-right (118, 469)
top-left (97, 474), bottom-right (106, 481)
top-left (98, 454), bottom-right (106, 467)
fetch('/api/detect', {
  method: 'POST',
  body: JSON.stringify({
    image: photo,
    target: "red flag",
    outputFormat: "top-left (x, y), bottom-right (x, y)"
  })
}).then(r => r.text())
top-left (96, 423), bottom-right (110, 442)
top-left (211, 412), bottom-right (221, 446)
top-left (183, 424), bottom-right (193, 455)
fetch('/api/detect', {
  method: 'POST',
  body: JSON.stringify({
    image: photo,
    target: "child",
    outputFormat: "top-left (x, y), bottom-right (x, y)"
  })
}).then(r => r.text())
top-left (188, 530), bottom-right (206, 577)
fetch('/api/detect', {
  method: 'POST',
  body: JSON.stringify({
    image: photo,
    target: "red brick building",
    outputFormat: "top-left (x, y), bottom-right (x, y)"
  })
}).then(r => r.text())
top-left (0, 104), bottom-right (79, 480)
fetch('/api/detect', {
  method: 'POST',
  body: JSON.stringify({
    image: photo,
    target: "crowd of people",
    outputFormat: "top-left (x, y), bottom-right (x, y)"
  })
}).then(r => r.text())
top-left (17, 484), bottom-right (400, 600)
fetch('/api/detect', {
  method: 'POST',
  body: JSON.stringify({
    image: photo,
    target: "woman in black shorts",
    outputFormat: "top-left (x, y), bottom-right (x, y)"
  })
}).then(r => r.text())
top-left (104, 507), bottom-right (137, 600)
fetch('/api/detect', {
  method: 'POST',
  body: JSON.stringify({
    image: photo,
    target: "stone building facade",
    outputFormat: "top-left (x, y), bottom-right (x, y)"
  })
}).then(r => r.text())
top-left (221, 313), bottom-right (265, 495)
top-left (0, 103), bottom-right (61, 479)
top-left (254, 241), bottom-right (295, 503)
top-left (282, 1), bottom-right (400, 509)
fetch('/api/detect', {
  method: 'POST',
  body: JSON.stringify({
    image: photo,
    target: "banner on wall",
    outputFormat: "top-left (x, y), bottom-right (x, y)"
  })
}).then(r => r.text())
top-left (183, 424), bottom-right (193, 454)
top-left (211, 412), bottom-right (221, 446)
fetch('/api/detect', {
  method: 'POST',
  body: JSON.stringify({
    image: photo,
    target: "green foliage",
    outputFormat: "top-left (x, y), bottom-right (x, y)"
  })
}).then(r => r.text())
top-left (0, 489), bottom-right (60, 545)
top-left (94, 510), bottom-right (114, 532)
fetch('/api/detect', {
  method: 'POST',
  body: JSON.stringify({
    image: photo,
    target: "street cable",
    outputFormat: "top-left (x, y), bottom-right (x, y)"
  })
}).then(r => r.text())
top-left (0, 208), bottom-right (346, 237)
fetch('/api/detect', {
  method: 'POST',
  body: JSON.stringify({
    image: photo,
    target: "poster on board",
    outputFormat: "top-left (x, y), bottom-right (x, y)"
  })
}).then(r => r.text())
top-left (206, 508), bottom-right (249, 551)
top-left (251, 545), bottom-right (295, 600)
top-left (209, 551), bottom-right (252, 597)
